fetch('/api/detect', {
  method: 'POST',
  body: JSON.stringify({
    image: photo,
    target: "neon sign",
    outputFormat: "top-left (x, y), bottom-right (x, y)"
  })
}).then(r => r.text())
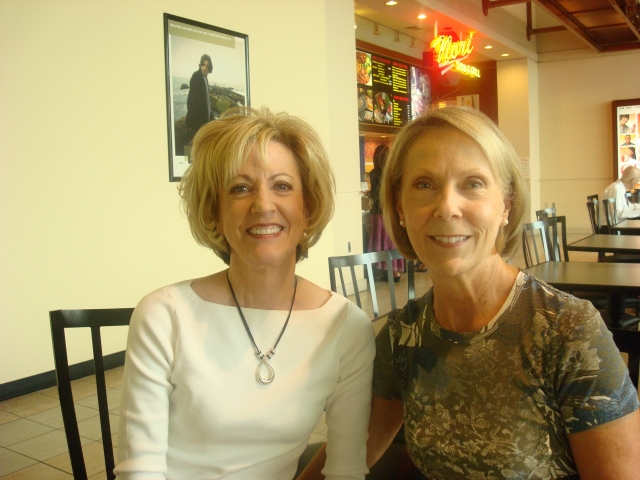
top-left (430, 32), bottom-right (480, 78)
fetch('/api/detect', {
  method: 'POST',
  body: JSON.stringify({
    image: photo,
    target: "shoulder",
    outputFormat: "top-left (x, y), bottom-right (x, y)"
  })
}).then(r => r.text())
top-left (131, 280), bottom-right (195, 330)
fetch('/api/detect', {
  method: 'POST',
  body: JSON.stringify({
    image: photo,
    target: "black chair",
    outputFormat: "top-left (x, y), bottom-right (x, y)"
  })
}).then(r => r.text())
top-left (50, 308), bottom-right (133, 480)
top-left (522, 220), bottom-right (554, 267)
top-left (534, 203), bottom-right (556, 221)
top-left (610, 328), bottom-right (640, 389)
top-left (586, 200), bottom-right (602, 235)
top-left (602, 197), bottom-right (618, 230)
top-left (328, 249), bottom-right (415, 319)
top-left (586, 194), bottom-right (599, 203)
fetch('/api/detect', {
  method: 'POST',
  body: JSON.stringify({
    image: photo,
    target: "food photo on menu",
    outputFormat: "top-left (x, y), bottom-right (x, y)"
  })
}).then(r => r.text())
top-left (356, 50), bottom-right (372, 86)
top-left (374, 92), bottom-right (393, 124)
top-left (358, 87), bottom-right (374, 122)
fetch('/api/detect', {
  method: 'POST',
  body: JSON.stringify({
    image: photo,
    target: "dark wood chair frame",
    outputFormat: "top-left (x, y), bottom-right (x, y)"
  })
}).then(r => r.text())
top-left (534, 203), bottom-right (556, 221)
top-left (328, 249), bottom-right (414, 319)
top-left (50, 308), bottom-right (133, 480)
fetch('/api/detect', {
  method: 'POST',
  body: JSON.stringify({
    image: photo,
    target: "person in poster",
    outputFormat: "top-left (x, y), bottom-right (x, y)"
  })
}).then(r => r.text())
top-left (619, 114), bottom-right (637, 134)
top-left (185, 54), bottom-right (213, 142)
top-left (621, 135), bottom-right (635, 146)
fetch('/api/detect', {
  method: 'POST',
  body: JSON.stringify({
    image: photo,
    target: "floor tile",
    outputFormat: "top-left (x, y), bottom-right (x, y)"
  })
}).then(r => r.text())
top-left (88, 471), bottom-right (107, 480)
top-left (26, 404), bottom-right (99, 430)
top-left (312, 412), bottom-right (327, 436)
top-left (0, 418), bottom-right (54, 447)
top-left (81, 367), bottom-right (125, 389)
top-left (75, 390), bottom-right (121, 412)
top-left (77, 414), bottom-right (119, 441)
top-left (44, 441), bottom-right (116, 478)
top-left (97, 433), bottom-right (118, 448)
top-left (0, 447), bottom-right (38, 477)
top-left (40, 380), bottom-right (97, 401)
top-left (0, 462), bottom-right (72, 479)
top-left (0, 393), bottom-right (60, 417)
top-left (308, 433), bottom-right (326, 444)
top-left (5, 430), bottom-right (91, 462)
top-left (0, 410), bottom-right (20, 426)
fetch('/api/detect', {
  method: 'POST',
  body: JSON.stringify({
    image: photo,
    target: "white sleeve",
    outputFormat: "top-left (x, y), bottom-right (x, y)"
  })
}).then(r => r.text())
top-left (322, 303), bottom-right (376, 480)
top-left (115, 289), bottom-right (176, 480)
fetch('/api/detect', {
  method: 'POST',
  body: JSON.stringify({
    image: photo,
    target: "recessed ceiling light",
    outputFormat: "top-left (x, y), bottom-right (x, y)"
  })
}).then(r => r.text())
top-left (501, 53), bottom-right (510, 57)
top-left (484, 45), bottom-right (493, 49)
top-left (386, 1), bottom-right (398, 5)
top-left (417, 14), bottom-right (427, 19)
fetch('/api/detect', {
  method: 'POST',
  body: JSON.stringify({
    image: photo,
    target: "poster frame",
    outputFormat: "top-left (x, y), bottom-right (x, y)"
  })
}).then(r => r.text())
top-left (163, 13), bottom-right (250, 182)
top-left (611, 98), bottom-right (640, 182)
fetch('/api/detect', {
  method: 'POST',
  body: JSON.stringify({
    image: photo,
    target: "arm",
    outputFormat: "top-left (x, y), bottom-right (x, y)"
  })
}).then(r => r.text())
top-left (296, 395), bottom-right (404, 480)
top-left (322, 305), bottom-right (376, 480)
top-left (366, 395), bottom-right (404, 468)
top-left (569, 409), bottom-right (640, 480)
top-left (114, 290), bottom-right (175, 479)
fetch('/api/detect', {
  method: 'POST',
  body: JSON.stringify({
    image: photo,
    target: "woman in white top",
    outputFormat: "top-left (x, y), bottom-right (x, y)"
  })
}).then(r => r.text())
top-left (114, 107), bottom-right (375, 480)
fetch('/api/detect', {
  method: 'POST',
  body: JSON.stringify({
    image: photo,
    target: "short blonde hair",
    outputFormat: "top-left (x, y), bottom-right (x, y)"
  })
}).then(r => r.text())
top-left (381, 106), bottom-right (529, 260)
top-left (179, 107), bottom-right (335, 264)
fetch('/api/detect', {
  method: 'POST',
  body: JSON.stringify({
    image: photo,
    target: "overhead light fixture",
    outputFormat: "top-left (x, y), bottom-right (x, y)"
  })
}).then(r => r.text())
top-left (417, 14), bottom-right (427, 19)
top-left (501, 53), bottom-right (509, 57)
top-left (373, 23), bottom-right (380, 35)
top-left (386, 1), bottom-right (398, 5)
top-left (394, 31), bottom-right (400, 42)
top-left (484, 45), bottom-right (493, 49)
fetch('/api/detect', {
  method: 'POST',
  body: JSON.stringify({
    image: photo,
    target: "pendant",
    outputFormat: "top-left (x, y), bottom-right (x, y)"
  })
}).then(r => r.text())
top-left (257, 360), bottom-right (275, 385)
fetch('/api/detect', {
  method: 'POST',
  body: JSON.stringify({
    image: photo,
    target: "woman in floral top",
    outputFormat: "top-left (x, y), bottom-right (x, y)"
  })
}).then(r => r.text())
top-left (368, 106), bottom-right (640, 480)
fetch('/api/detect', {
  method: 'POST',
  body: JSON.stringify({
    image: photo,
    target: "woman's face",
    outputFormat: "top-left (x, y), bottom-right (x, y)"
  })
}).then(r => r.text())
top-left (217, 140), bottom-right (307, 270)
top-left (397, 128), bottom-right (510, 281)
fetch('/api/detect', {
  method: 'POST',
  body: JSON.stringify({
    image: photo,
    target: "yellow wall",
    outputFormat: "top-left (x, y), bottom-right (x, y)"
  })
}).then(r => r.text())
top-left (0, 0), bottom-right (361, 384)
top-left (538, 52), bottom-right (640, 233)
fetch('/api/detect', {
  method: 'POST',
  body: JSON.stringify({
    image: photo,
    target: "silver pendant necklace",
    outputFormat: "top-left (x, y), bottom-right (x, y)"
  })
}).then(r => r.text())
top-left (226, 271), bottom-right (297, 385)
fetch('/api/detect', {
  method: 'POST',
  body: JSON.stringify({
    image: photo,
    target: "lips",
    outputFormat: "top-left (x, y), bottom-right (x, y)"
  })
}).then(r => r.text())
top-left (248, 225), bottom-right (283, 235)
top-left (432, 235), bottom-right (468, 244)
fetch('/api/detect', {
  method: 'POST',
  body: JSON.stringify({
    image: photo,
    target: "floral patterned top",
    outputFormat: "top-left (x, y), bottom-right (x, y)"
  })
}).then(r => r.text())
top-left (373, 271), bottom-right (639, 480)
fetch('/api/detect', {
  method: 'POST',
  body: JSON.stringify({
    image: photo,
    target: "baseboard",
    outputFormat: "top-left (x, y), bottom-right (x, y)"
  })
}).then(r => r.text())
top-left (0, 350), bottom-right (126, 402)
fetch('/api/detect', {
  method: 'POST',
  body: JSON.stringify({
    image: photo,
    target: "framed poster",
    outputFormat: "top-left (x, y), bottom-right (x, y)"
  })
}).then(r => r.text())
top-left (164, 14), bottom-right (250, 181)
top-left (612, 98), bottom-right (640, 183)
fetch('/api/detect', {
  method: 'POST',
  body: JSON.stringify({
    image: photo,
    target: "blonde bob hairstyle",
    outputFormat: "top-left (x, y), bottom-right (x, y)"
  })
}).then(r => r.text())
top-left (179, 107), bottom-right (335, 264)
top-left (381, 106), bottom-right (529, 260)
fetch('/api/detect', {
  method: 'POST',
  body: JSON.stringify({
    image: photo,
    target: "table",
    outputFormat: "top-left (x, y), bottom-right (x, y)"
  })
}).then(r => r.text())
top-left (525, 261), bottom-right (640, 328)
top-left (610, 219), bottom-right (640, 235)
top-left (567, 234), bottom-right (640, 255)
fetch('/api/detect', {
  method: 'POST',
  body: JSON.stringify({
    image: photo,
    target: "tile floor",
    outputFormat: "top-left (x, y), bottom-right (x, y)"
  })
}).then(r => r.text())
top-left (0, 233), bottom-right (613, 479)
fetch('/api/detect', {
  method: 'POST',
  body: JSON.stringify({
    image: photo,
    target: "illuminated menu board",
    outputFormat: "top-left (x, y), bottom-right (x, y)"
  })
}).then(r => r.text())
top-left (356, 48), bottom-right (427, 127)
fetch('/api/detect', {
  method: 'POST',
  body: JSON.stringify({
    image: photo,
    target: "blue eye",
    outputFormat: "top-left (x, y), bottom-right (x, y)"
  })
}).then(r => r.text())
top-left (275, 182), bottom-right (292, 192)
top-left (230, 184), bottom-right (249, 194)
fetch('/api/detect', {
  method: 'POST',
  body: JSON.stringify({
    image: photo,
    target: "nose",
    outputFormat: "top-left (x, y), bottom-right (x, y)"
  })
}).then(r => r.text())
top-left (433, 184), bottom-right (463, 220)
top-left (251, 185), bottom-right (275, 215)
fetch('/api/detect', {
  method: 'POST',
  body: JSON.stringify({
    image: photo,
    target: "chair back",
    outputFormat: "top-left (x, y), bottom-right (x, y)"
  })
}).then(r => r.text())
top-left (610, 328), bottom-right (640, 389)
top-left (586, 200), bottom-right (601, 235)
top-left (522, 221), bottom-right (551, 267)
top-left (328, 249), bottom-right (414, 319)
top-left (50, 308), bottom-right (133, 480)
top-left (542, 216), bottom-right (570, 262)
top-left (602, 197), bottom-right (618, 228)
top-left (586, 194), bottom-right (599, 203)
top-left (522, 217), bottom-right (569, 267)
top-left (534, 203), bottom-right (556, 221)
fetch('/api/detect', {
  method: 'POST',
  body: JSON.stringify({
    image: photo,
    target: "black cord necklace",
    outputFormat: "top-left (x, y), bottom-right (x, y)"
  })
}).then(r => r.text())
top-left (226, 271), bottom-right (297, 385)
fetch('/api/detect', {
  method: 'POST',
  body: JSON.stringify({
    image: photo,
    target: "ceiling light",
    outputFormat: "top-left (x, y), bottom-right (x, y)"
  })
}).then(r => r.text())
top-left (501, 53), bottom-right (510, 57)
top-left (394, 31), bottom-right (400, 42)
top-left (484, 45), bottom-right (493, 49)
top-left (373, 23), bottom-right (380, 35)
top-left (417, 14), bottom-right (427, 19)
top-left (386, 1), bottom-right (398, 5)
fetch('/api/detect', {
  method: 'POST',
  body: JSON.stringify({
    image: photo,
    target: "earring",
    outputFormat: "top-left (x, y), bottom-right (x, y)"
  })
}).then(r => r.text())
top-left (399, 220), bottom-right (405, 227)
top-left (502, 218), bottom-right (509, 227)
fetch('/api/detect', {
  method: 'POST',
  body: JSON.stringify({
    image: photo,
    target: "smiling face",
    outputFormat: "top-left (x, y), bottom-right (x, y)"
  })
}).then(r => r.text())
top-left (397, 127), bottom-right (510, 281)
top-left (217, 140), bottom-right (307, 270)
